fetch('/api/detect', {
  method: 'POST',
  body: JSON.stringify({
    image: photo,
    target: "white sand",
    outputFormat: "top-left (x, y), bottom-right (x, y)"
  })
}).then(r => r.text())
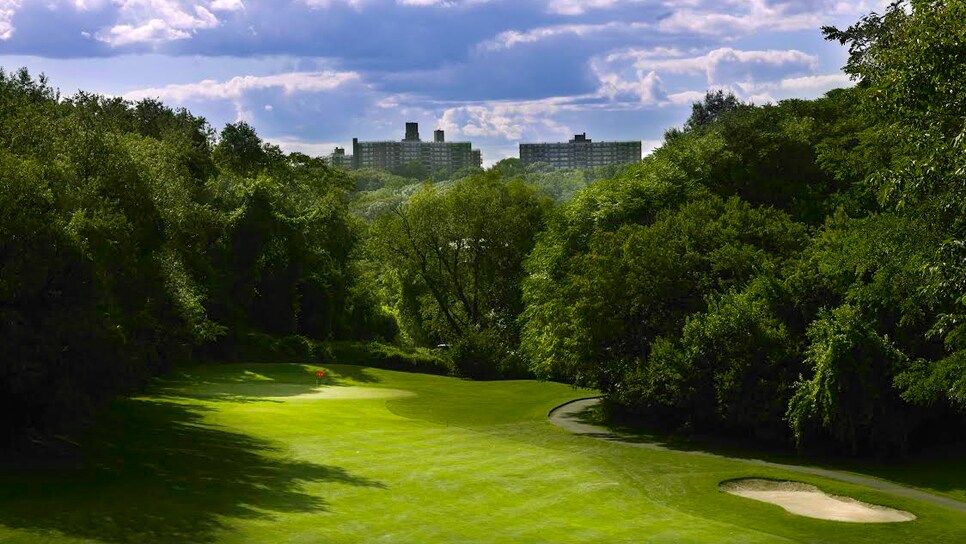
top-left (720, 479), bottom-right (915, 523)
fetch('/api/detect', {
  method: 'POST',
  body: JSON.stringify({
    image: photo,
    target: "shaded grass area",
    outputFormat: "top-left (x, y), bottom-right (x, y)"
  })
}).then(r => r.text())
top-left (0, 388), bottom-right (382, 543)
top-left (383, 373), bottom-right (592, 427)
top-left (151, 363), bottom-right (370, 402)
top-left (586, 399), bottom-right (966, 506)
top-left (830, 451), bottom-right (966, 504)
top-left (1, 363), bottom-right (965, 543)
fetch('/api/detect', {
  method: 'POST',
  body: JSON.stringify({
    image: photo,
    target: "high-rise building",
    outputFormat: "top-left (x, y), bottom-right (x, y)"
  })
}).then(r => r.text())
top-left (405, 122), bottom-right (420, 142)
top-left (519, 133), bottom-right (641, 170)
top-left (350, 123), bottom-right (482, 174)
top-left (327, 147), bottom-right (352, 169)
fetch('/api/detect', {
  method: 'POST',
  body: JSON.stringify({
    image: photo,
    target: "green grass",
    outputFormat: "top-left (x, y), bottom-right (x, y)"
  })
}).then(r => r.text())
top-left (596, 404), bottom-right (966, 508)
top-left (825, 451), bottom-right (966, 505)
top-left (2, 363), bottom-right (965, 543)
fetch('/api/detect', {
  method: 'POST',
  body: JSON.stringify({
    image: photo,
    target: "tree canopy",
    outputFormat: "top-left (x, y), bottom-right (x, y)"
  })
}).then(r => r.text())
top-left (0, 69), bottom-right (385, 446)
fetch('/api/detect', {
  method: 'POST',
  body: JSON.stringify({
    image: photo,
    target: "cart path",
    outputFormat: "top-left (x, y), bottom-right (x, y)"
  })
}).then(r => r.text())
top-left (549, 397), bottom-right (966, 514)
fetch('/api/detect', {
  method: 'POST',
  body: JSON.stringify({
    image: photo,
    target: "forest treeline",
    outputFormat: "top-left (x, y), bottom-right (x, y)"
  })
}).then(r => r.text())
top-left (0, 74), bottom-right (394, 445)
top-left (2, 1), bottom-right (964, 455)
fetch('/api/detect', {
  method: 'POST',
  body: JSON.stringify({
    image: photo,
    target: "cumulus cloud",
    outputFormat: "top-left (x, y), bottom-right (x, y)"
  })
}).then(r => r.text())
top-left (597, 69), bottom-right (669, 104)
top-left (71, 0), bottom-right (111, 9)
top-left (656, 0), bottom-right (870, 36)
top-left (736, 72), bottom-right (853, 97)
top-left (397, 0), bottom-right (452, 5)
top-left (438, 97), bottom-right (575, 140)
top-left (210, 0), bottom-right (244, 10)
top-left (745, 92), bottom-right (777, 104)
top-left (548, 0), bottom-right (638, 16)
top-left (478, 0), bottom-right (879, 51)
top-left (607, 47), bottom-right (818, 84)
top-left (432, 45), bottom-right (820, 124)
top-left (591, 68), bottom-right (852, 112)
top-left (767, 72), bottom-right (853, 90)
top-left (641, 138), bottom-right (662, 156)
top-left (95, 1), bottom-right (234, 46)
top-left (593, 71), bottom-right (708, 107)
top-left (588, 45), bottom-right (832, 110)
top-left (396, 0), bottom-right (498, 6)
top-left (300, 0), bottom-right (484, 7)
top-left (1, 0), bottom-right (116, 41)
top-left (300, 0), bottom-right (368, 9)
top-left (0, 0), bottom-right (21, 40)
top-left (666, 90), bottom-right (706, 105)
top-left (123, 70), bottom-right (362, 101)
top-left (479, 21), bottom-right (651, 51)
top-left (477, 0), bottom-right (873, 52)
top-left (269, 137), bottom-right (343, 156)
top-left (658, 10), bottom-right (817, 35)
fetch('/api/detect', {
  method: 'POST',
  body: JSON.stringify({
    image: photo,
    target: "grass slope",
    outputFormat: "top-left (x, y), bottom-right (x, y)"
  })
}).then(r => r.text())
top-left (1, 363), bottom-right (964, 543)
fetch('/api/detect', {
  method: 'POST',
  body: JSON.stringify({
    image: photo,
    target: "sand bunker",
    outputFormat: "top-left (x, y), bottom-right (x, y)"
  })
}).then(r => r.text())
top-left (720, 479), bottom-right (915, 523)
top-left (274, 387), bottom-right (416, 401)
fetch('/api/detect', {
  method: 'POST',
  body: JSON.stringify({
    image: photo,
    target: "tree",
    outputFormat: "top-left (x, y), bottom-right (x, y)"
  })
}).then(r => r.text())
top-left (214, 121), bottom-right (267, 177)
top-left (490, 158), bottom-right (525, 179)
top-left (684, 90), bottom-right (745, 131)
top-left (673, 278), bottom-right (799, 441)
top-left (370, 174), bottom-right (549, 352)
top-left (776, 207), bottom-right (959, 453)
top-left (823, 0), bottom-right (966, 407)
top-left (787, 305), bottom-right (910, 455)
top-left (0, 70), bottom-right (376, 446)
top-left (658, 92), bottom-right (869, 224)
top-left (523, 190), bottom-right (806, 393)
top-left (392, 160), bottom-right (429, 181)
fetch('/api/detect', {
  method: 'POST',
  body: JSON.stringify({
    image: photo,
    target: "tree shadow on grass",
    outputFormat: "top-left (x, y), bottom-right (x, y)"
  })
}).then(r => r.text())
top-left (153, 363), bottom-right (382, 403)
top-left (570, 401), bottom-right (966, 503)
top-left (325, 364), bottom-right (381, 386)
top-left (0, 398), bottom-right (384, 543)
top-left (801, 443), bottom-right (966, 502)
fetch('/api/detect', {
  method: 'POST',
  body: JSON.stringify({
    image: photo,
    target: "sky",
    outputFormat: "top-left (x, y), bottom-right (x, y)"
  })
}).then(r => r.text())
top-left (0, 0), bottom-right (889, 165)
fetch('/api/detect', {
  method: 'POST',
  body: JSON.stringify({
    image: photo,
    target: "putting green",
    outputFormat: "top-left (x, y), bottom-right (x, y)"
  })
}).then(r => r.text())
top-left (1, 363), bottom-right (964, 543)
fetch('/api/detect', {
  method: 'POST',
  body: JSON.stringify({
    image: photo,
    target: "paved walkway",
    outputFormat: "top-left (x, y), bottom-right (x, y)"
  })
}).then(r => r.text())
top-left (549, 397), bottom-right (966, 514)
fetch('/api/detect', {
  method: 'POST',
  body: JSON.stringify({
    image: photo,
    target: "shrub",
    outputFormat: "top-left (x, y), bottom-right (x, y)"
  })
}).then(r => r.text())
top-left (448, 329), bottom-right (530, 380)
top-left (273, 335), bottom-right (316, 363)
top-left (326, 341), bottom-right (452, 375)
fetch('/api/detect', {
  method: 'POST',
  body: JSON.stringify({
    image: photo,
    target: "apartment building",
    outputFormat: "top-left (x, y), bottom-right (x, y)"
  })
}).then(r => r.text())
top-left (519, 133), bottom-right (640, 170)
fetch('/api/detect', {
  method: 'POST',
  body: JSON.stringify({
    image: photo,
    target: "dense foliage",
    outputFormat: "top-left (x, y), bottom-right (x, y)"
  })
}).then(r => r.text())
top-left (368, 174), bottom-right (549, 378)
top-left (0, 71), bottom-right (383, 445)
top-left (520, 0), bottom-right (966, 454)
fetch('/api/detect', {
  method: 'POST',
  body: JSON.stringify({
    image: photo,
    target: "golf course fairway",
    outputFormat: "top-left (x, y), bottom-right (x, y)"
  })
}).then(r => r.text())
top-left (1, 363), bottom-right (965, 543)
